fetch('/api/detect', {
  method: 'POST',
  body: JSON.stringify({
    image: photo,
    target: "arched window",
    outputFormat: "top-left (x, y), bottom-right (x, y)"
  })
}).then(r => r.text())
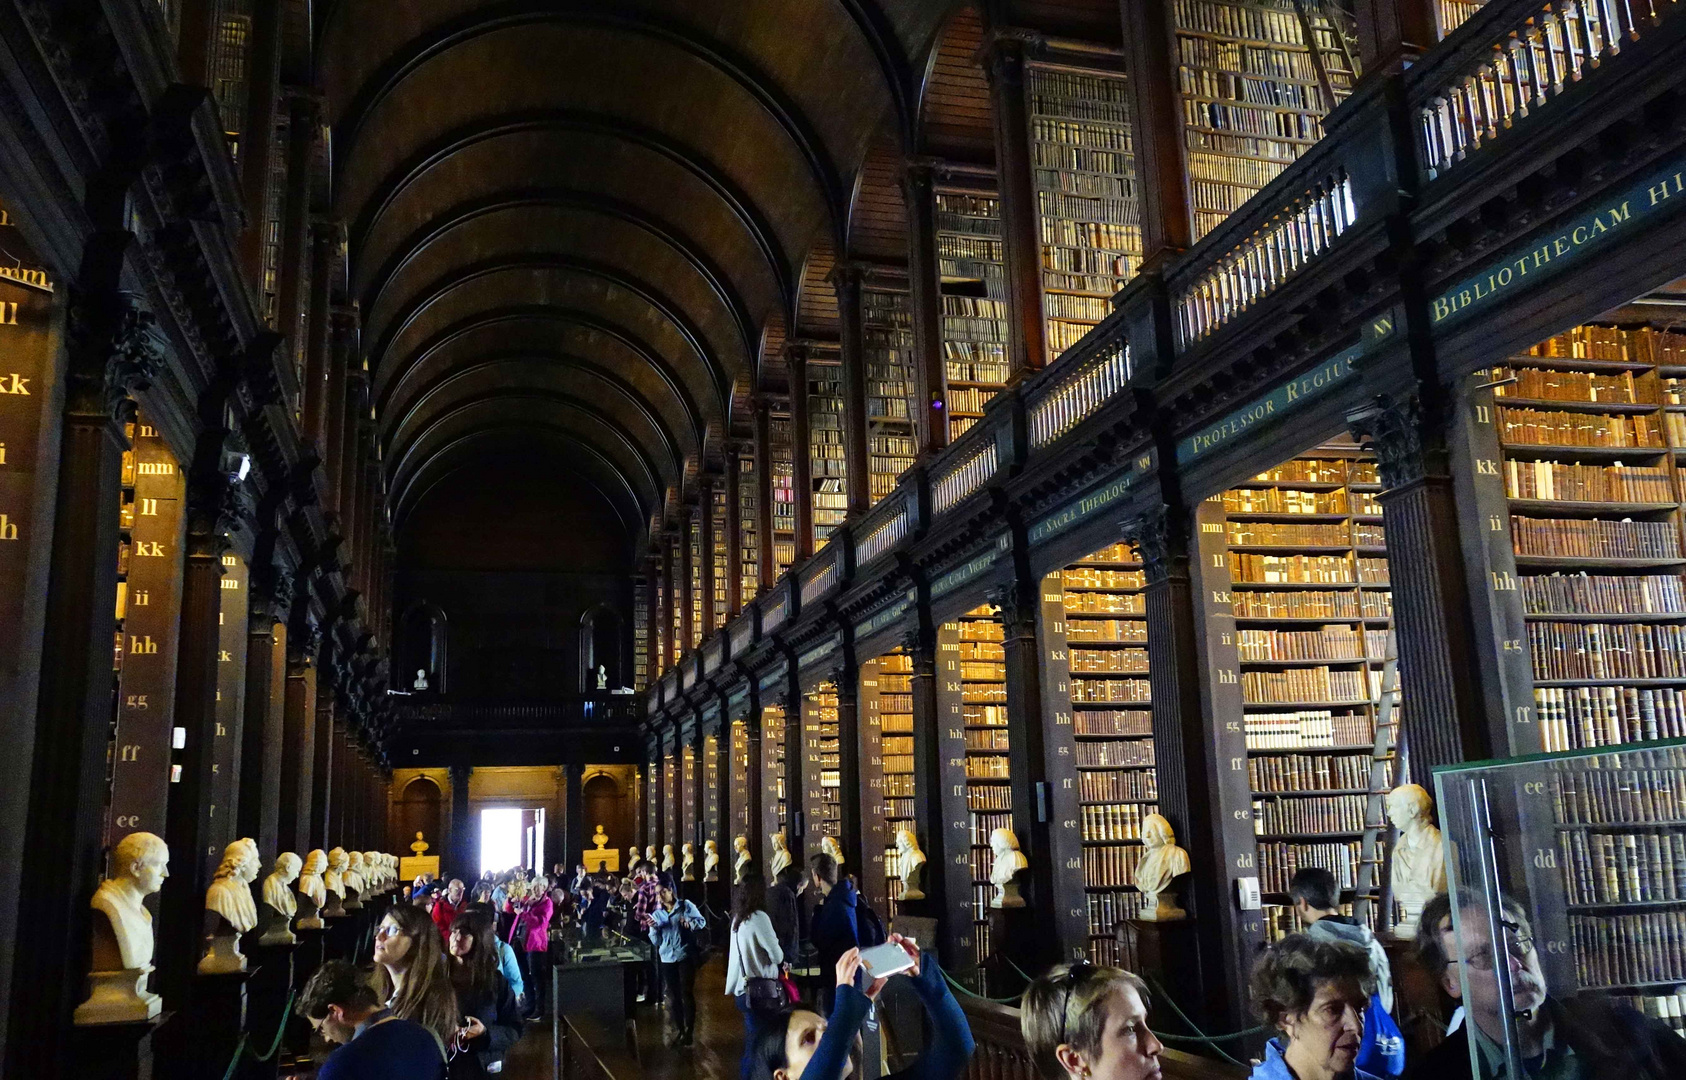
top-left (399, 601), bottom-right (448, 693)
top-left (397, 776), bottom-right (444, 852)
top-left (579, 605), bottom-right (624, 691)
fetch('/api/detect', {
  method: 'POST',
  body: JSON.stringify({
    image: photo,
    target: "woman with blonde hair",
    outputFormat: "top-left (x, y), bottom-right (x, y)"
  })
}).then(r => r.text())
top-left (374, 902), bottom-right (459, 1047)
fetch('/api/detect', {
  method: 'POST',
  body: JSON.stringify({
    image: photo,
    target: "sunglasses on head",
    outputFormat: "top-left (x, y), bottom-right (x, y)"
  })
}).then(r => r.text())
top-left (1058, 960), bottom-right (1096, 1048)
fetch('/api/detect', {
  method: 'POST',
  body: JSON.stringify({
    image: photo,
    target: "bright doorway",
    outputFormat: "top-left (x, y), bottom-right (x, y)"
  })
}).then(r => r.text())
top-left (479, 806), bottom-right (545, 876)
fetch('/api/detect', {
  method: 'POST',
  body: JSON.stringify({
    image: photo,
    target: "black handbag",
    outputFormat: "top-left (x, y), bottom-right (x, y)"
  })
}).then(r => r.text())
top-left (743, 976), bottom-right (788, 1011)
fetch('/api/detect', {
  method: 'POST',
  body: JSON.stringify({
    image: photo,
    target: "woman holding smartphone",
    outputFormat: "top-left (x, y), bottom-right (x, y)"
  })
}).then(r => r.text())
top-left (747, 934), bottom-right (973, 1080)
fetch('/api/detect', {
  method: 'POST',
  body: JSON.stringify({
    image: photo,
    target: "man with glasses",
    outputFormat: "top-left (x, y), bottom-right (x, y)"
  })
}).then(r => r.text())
top-left (296, 959), bottom-right (445, 1079)
top-left (1408, 892), bottom-right (1686, 1079)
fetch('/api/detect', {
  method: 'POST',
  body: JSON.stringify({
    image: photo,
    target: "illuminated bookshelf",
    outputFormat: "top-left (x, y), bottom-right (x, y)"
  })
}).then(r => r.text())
top-left (935, 190), bottom-right (1011, 440)
top-left (863, 285), bottom-right (918, 505)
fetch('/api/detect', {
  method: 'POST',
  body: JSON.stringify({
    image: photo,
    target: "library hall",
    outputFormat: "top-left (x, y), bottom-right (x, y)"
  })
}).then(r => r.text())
top-left (7, 1), bottom-right (1686, 1079)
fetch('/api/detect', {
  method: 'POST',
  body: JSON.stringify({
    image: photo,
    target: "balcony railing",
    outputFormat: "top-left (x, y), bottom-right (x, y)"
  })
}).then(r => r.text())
top-left (932, 432), bottom-right (999, 516)
top-left (1027, 329), bottom-right (1132, 449)
top-left (390, 695), bottom-right (638, 728)
top-left (854, 490), bottom-right (910, 569)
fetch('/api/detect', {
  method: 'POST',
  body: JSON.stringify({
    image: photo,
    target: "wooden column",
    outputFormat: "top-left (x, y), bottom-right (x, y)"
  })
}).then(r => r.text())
top-left (278, 637), bottom-right (317, 856)
top-left (993, 578), bottom-right (1087, 967)
top-left (725, 450), bottom-right (743, 616)
top-left (743, 709), bottom-right (765, 860)
top-left (156, 438), bottom-right (238, 1002)
top-left (854, 658), bottom-right (888, 912)
top-left (301, 222), bottom-right (337, 451)
top-left (832, 661), bottom-right (867, 894)
top-left (236, 0), bottom-right (283, 289)
top-left (274, 92), bottom-right (319, 386)
top-left (1119, 0), bottom-right (1194, 266)
top-left (1350, 0), bottom-right (1438, 74)
top-left (781, 685), bottom-right (806, 857)
top-left (788, 349), bottom-right (815, 561)
top-left (238, 573), bottom-right (286, 857)
top-left (7, 266), bottom-right (155, 1073)
top-left (699, 485), bottom-right (717, 634)
top-left (449, 764), bottom-right (472, 881)
top-left (691, 723), bottom-right (708, 859)
top-left (660, 533), bottom-right (676, 670)
top-left (980, 32), bottom-right (1048, 379)
top-left (564, 763), bottom-right (585, 868)
top-left (644, 556), bottom-right (661, 684)
top-left (311, 697), bottom-right (334, 847)
top-left (909, 623), bottom-right (975, 971)
top-left (753, 400), bottom-right (776, 588)
top-left (833, 266), bottom-right (872, 516)
top-left (1127, 500), bottom-right (1241, 1029)
top-left (1350, 393), bottom-right (1498, 768)
top-left (903, 160), bottom-right (950, 454)
top-left (678, 502), bottom-right (694, 650)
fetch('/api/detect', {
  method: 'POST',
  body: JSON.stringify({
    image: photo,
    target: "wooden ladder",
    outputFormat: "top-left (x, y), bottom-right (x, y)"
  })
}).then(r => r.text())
top-left (1353, 640), bottom-right (1400, 930)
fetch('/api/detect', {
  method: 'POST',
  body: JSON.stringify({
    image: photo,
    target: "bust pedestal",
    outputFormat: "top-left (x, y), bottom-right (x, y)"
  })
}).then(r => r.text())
top-left (1128, 918), bottom-right (1200, 1020)
top-left (343, 886), bottom-right (362, 912)
top-left (986, 907), bottom-right (1042, 988)
top-left (256, 900), bottom-right (295, 947)
top-left (71, 1013), bottom-right (164, 1080)
top-left (74, 967), bottom-right (161, 1024)
top-left (244, 936), bottom-right (297, 1080)
top-left (198, 912), bottom-right (248, 975)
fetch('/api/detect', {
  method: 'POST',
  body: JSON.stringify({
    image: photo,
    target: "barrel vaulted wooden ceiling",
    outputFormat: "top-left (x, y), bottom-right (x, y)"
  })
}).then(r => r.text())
top-left (319, 0), bottom-right (1121, 553)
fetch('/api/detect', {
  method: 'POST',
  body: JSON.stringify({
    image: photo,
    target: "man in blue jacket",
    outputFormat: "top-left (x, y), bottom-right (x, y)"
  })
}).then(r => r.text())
top-left (297, 959), bottom-right (445, 1079)
top-left (807, 852), bottom-right (857, 1011)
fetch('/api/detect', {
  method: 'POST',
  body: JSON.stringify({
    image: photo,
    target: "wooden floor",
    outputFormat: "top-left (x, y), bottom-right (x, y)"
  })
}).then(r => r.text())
top-left (504, 955), bottom-right (745, 1079)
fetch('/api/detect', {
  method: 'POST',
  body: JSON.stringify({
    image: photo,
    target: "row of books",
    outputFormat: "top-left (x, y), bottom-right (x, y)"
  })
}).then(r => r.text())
top-left (1497, 407), bottom-right (1663, 448)
top-left (1253, 794), bottom-right (1366, 834)
top-left (1570, 912), bottom-right (1686, 988)
top-left (1535, 686), bottom-right (1686, 753)
top-left (1250, 751), bottom-right (1375, 792)
top-left (1527, 620), bottom-right (1686, 680)
top-left (1076, 740), bottom-right (1155, 768)
top-left (1505, 461), bottom-right (1675, 503)
top-left (1182, 101), bottom-right (1323, 143)
top-left (1177, 37), bottom-right (1324, 82)
top-left (965, 704), bottom-right (1009, 727)
top-left (1080, 769), bottom-right (1159, 802)
top-left (964, 755), bottom-right (1010, 779)
top-left (1560, 828), bottom-right (1686, 905)
top-left (1035, 168), bottom-right (1134, 201)
top-left (1237, 626), bottom-right (1390, 662)
top-left (1180, 68), bottom-right (1323, 110)
top-left (969, 786), bottom-right (1011, 813)
top-left (1072, 679), bottom-right (1152, 704)
top-left (1066, 617), bottom-right (1149, 642)
top-left (1511, 516), bottom-right (1682, 560)
top-left (1174, 0), bottom-right (1321, 47)
top-left (1244, 711), bottom-right (1374, 749)
top-left (1491, 366), bottom-right (1662, 405)
top-left (1064, 567), bottom-right (1145, 588)
top-left (1242, 666), bottom-right (1377, 704)
top-left (1082, 802), bottom-right (1155, 841)
top-left (1066, 591), bottom-right (1147, 614)
top-left (1070, 649), bottom-right (1150, 674)
top-left (965, 729), bottom-right (1010, 751)
top-left (1233, 589), bottom-right (1392, 619)
top-left (1029, 118), bottom-right (1130, 152)
top-left (945, 358), bottom-right (1011, 384)
top-left (1250, 459), bottom-right (1376, 484)
top-left (1230, 552), bottom-right (1360, 584)
top-left (1556, 767), bottom-right (1686, 825)
top-left (1076, 710), bottom-right (1153, 736)
top-left (1227, 521), bottom-right (1352, 546)
top-left (1520, 572), bottom-right (1686, 615)
top-left (1086, 891), bottom-right (1150, 939)
top-left (1186, 150), bottom-right (1286, 191)
top-left (1530, 325), bottom-right (1678, 363)
top-left (1084, 844), bottom-right (1145, 888)
top-left (1258, 840), bottom-right (1362, 894)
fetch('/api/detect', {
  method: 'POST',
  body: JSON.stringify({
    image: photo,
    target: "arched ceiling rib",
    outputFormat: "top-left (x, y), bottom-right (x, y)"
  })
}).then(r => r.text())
top-left (319, 0), bottom-right (958, 548)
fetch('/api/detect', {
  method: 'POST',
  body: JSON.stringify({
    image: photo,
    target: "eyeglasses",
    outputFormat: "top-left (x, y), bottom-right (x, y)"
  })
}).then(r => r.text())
top-left (1463, 920), bottom-right (1536, 971)
top-left (375, 923), bottom-right (405, 940)
top-left (1057, 960), bottom-right (1096, 1048)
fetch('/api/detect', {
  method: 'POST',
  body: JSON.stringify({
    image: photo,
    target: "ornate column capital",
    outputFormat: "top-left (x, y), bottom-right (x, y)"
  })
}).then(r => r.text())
top-left (1121, 503), bottom-right (1181, 586)
top-left (66, 290), bottom-right (165, 422)
top-left (1347, 393), bottom-right (1426, 490)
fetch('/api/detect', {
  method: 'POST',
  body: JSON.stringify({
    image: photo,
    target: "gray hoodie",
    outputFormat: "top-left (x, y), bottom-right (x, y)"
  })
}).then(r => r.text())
top-left (1306, 914), bottom-right (1394, 1014)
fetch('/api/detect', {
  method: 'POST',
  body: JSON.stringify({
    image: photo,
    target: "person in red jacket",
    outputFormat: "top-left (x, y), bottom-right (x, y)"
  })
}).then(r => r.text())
top-left (510, 877), bottom-right (555, 1021)
top-left (430, 878), bottom-right (466, 941)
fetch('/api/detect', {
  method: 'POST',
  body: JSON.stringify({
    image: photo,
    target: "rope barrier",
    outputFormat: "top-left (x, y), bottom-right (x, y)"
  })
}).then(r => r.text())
top-left (1141, 975), bottom-right (1251, 1068)
top-left (941, 969), bottom-right (1024, 1004)
top-left (248, 989), bottom-right (297, 1062)
top-left (218, 1034), bottom-right (250, 1080)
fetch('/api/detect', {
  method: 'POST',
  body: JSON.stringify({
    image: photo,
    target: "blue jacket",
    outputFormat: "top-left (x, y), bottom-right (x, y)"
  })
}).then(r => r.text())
top-left (647, 899), bottom-right (704, 963)
top-left (1251, 1038), bottom-right (1382, 1080)
top-left (810, 880), bottom-right (859, 971)
top-left (805, 955), bottom-right (972, 1080)
top-left (495, 939), bottom-right (525, 999)
top-left (317, 1011), bottom-right (444, 1080)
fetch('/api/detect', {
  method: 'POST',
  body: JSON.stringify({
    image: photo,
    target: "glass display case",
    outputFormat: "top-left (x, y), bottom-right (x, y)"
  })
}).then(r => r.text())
top-left (1435, 741), bottom-right (1686, 1077)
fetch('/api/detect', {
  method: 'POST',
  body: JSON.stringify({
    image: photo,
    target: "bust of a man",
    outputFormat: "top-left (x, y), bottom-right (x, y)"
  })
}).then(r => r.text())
top-left (628, 845), bottom-right (640, 870)
top-left (895, 830), bottom-right (927, 900)
top-left (661, 844), bottom-right (676, 872)
top-left (1134, 814), bottom-right (1193, 921)
top-left (644, 845), bottom-right (657, 866)
top-left (680, 842), bottom-right (697, 881)
top-left (323, 847), bottom-right (349, 915)
top-left (201, 838), bottom-right (261, 973)
top-left (703, 840), bottom-right (720, 881)
top-left (75, 831), bottom-right (169, 1023)
top-left (413, 668), bottom-right (428, 691)
top-left (988, 828), bottom-right (1029, 909)
top-left (297, 849), bottom-right (328, 929)
top-left (821, 835), bottom-right (845, 872)
top-left (592, 825), bottom-right (610, 850)
top-left (597, 665), bottom-right (608, 690)
top-left (733, 836), bottom-right (751, 883)
top-left (769, 831), bottom-right (791, 877)
top-left (344, 852), bottom-right (366, 910)
top-left (1387, 784), bottom-right (1448, 939)
top-left (260, 852), bottom-right (301, 945)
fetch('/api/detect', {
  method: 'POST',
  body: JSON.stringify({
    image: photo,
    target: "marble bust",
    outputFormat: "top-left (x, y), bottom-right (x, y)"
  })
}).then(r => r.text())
top-left (769, 831), bottom-right (792, 877)
top-left (821, 835), bottom-right (845, 871)
top-left (413, 668), bottom-right (428, 691)
top-left (988, 827), bottom-right (1029, 909)
top-left (323, 847), bottom-right (349, 916)
top-left (644, 845), bottom-right (657, 866)
top-left (296, 849), bottom-right (328, 930)
top-left (1387, 784), bottom-right (1448, 939)
top-left (344, 851), bottom-right (366, 910)
top-left (76, 831), bottom-right (169, 1023)
top-left (661, 844), bottom-right (676, 873)
top-left (259, 852), bottom-right (301, 945)
top-left (1133, 814), bottom-right (1192, 921)
top-left (200, 838), bottom-right (261, 973)
top-left (733, 836), bottom-right (751, 883)
top-left (895, 830), bottom-right (927, 900)
top-left (703, 839), bottom-right (720, 881)
top-left (680, 842), bottom-right (697, 881)
top-left (628, 846), bottom-right (641, 870)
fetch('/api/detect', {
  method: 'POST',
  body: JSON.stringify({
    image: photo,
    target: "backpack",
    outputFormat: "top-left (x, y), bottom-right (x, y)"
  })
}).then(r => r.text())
top-left (854, 897), bottom-right (887, 949)
top-left (1356, 991), bottom-right (1406, 1079)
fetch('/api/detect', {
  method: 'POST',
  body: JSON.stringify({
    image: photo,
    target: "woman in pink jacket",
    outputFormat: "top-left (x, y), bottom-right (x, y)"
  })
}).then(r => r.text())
top-left (509, 877), bottom-right (554, 1021)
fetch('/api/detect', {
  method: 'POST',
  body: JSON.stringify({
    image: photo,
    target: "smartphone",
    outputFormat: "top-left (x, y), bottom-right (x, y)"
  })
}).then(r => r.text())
top-left (857, 941), bottom-right (915, 980)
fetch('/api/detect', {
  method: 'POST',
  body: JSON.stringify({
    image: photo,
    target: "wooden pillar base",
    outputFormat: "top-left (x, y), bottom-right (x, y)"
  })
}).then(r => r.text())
top-left (240, 942), bottom-right (296, 1080)
top-left (71, 1014), bottom-right (165, 1080)
top-left (155, 971), bottom-right (249, 1080)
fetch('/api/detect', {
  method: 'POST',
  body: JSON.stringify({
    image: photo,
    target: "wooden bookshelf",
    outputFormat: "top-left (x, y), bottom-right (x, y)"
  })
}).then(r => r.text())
top-left (730, 719), bottom-right (750, 845)
top-left (1172, 0), bottom-right (1360, 240)
top-left (1051, 542), bottom-right (1158, 964)
top-left (807, 360), bottom-right (848, 544)
top-left (738, 445), bottom-right (760, 605)
top-left (764, 702), bottom-right (788, 864)
top-left (957, 604), bottom-right (1009, 967)
top-left (703, 733), bottom-right (720, 865)
top-left (935, 190), bottom-right (1011, 440)
top-left (690, 517), bottom-right (704, 650)
top-left (633, 574), bottom-right (649, 690)
top-left (862, 285), bottom-right (917, 504)
top-left (1436, 0), bottom-right (1487, 37)
top-left (712, 487), bottom-right (728, 630)
top-left (802, 683), bottom-right (843, 854)
top-left (864, 649), bottom-right (916, 916)
top-left (770, 417), bottom-right (796, 573)
top-left (1024, 66), bottom-right (1142, 362)
top-left (1213, 447), bottom-right (1399, 939)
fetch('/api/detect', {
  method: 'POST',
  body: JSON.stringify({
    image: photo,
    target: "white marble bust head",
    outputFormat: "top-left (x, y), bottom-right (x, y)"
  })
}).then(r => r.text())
top-left (206, 838), bottom-right (261, 933)
top-left (299, 849), bottom-right (328, 907)
top-left (1134, 814), bottom-right (1192, 921)
top-left (895, 830), bottom-right (927, 900)
top-left (94, 831), bottom-right (170, 971)
top-left (264, 852), bottom-right (301, 916)
top-left (988, 827), bottom-right (1028, 908)
top-left (820, 835), bottom-right (845, 870)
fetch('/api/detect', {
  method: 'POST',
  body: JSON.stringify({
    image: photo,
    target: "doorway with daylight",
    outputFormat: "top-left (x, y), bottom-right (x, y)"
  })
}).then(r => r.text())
top-left (479, 806), bottom-right (546, 876)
